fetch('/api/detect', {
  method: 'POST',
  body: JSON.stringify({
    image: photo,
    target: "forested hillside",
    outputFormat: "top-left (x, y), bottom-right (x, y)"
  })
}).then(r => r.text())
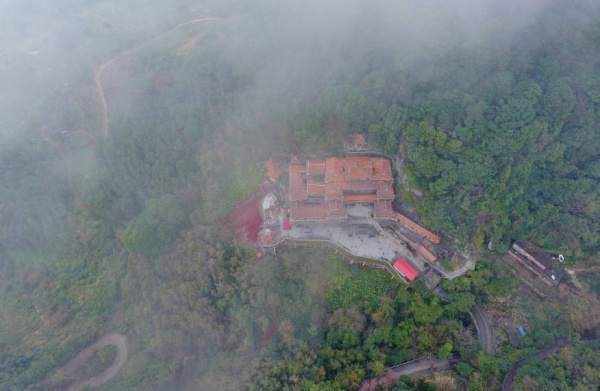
top-left (399, 8), bottom-right (600, 257)
top-left (0, 0), bottom-right (599, 390)
top-left (263, 1), bottom-right (600, 258)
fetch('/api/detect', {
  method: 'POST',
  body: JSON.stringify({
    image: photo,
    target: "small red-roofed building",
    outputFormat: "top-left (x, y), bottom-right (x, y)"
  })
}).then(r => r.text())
top-left (393, 258), bottom-right (419, 281)
top-left (353, 133), bottom-right (367, 148)
top-left (349, 133), bottom-right (367, 150)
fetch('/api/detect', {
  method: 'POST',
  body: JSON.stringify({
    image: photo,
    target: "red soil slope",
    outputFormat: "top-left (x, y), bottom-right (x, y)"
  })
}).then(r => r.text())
top-left (225, 184), bottom-right (271, 255)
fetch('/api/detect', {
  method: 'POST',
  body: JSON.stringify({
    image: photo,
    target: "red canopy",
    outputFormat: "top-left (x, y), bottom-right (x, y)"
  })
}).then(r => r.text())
top-left (393, 258), bottom-right (418, 281)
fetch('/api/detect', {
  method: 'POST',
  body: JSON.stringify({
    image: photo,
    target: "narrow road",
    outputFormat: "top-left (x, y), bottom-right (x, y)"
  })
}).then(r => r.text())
top-left (46, 332), bottom-right (128, 391)
top-left (360, 358), bottom-right (455, 390)
top-left (501, 337), bottom-right (568, 391)
top-left (390, 357), bottom-right (454, 376)
top-left (567, 265), bottom-right (600, 273)
top-left (470, 304), bottom-right (496, 354)
top-left (432, 287), bottom-right (495, 355)
top-left (94, 17), bottom-right (219, 138)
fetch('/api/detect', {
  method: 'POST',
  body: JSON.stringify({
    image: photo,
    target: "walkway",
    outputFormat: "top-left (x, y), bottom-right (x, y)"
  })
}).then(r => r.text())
top-left (360, 357), bottom-right (455, 390)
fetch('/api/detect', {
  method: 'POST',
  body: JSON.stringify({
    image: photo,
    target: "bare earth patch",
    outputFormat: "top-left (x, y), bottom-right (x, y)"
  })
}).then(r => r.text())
top-left (225, 183), bottom-right (272, 255)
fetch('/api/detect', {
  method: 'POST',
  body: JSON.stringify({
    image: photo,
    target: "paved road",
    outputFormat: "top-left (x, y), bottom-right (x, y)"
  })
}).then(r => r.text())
top-left (360, 358), bottom-right (455, 390)
top-left (470, 304), bottom-right (496, 354)
top-left (46, 332), bottom-right (128, 391)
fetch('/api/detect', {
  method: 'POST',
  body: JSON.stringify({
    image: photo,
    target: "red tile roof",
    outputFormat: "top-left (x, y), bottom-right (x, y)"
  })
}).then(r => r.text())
top-left (394, 213), bottom-right (440, 244)
top-left (326, 200), bottom-right (347, 219)
top-left (289, 156), bottom-right (394, 222)
top-left (416, 245), bottom-right (437, 262)
top-left (372, 158), bottom-right (393, 181)
top-left (327, 182), bottom-right (344, 199)
top-left (290, 203), bottom-right (327, 221)
top-left (345, 156), bottom-right (373, 180)
top-left (306, 160), bottom-right (326, 173)
top-left (346, 180), bottom-right (376, 192)
top-left (307, 181), bottom-right (326, 195)
top-left (326, 158), bottom-right (346, 182)
top-left (289, 164), bottom-right (308, 201)
top-left (376, 181), bottom-right (394, 199)
top-left (344, 194), bottom-right (378, 202)
top-left (374, 200), bottom-right (395, 219)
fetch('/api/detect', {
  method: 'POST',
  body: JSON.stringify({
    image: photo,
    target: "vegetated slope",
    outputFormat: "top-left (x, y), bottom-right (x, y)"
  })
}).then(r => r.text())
top-left (0, 1), bottom-right (247, 389)
top-left (508, 339), bottom-right (600, 390)
top-left (230, 1), bottom-right (600, 259)
top-left (281, 3), bottom-right (600, 259)
top-left (392, 5), bottom-right (600, 258)
top-left (247, 258), bottom-right (465, 391)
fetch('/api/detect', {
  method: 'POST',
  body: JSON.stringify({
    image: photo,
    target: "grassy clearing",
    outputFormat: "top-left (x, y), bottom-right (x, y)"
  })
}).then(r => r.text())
top-left (226, 163), bottom-right (266, 210)
top-left (326, 255), bottom-right (398, 312)
top-left (286, 240), bottom-right (404, 283)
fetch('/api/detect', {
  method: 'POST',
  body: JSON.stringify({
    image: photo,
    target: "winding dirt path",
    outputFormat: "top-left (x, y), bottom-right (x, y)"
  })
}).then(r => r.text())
top-left (94, 17), bottom-right (219, 138)
top-left (49, 333), bottom-right (128, 391)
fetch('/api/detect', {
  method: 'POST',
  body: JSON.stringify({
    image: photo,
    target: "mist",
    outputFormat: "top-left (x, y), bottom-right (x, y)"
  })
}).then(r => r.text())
top-left (1, 0), bottom-right (599, 389)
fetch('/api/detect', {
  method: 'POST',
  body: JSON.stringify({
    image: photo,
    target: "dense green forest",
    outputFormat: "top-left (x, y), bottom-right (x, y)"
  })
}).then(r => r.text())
top-left (0, 0), bottom-right (599, 390)
top-left (280, 2), bottom-right (600, 258)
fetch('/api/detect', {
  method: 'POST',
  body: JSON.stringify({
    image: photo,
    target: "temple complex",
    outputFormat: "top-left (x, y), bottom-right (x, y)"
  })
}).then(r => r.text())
top-left (253, 135), bottom-right (474, 282)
